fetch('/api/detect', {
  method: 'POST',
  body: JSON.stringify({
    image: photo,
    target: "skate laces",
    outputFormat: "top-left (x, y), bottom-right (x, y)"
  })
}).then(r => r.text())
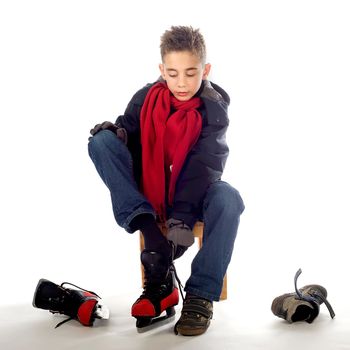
top-left (141, 263), bottom-right (184, 302)
top-left (54, 316), bottom-right (74, 328)
top-left (294, 268), bottom-right (335, 319)
top-left (170, 263), bottom-right (184, 301)
top-left (168, 241), bottom-right (184, 301)
top-left (60, 282), bottom-right (101, 299)
top-left (141, 280), bottom-right (168, 298)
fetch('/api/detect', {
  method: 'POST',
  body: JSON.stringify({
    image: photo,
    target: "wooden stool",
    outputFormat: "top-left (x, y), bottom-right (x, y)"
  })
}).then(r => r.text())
top-left (139, 221), bottom-right (227, 300)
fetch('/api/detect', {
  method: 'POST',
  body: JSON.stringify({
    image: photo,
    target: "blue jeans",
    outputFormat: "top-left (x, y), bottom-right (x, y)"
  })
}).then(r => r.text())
top-left (88, 130), bottom-right (245, 301)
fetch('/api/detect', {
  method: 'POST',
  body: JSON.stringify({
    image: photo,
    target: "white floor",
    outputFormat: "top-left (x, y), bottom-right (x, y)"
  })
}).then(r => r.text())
top-left (1, 289), bottom-right (349, 350)
top-left (1, 228), bottom-right (349, 350)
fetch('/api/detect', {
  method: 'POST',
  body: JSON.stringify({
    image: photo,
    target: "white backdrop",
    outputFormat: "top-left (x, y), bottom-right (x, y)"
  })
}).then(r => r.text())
top-left (0, 0), bottom-right (349, 314)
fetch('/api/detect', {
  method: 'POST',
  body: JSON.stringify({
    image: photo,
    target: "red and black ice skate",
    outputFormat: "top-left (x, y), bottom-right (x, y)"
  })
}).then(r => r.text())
top-left (131, 249), bottom-right (179, 330)
top-left (33, 279), bottom-right (109, 328)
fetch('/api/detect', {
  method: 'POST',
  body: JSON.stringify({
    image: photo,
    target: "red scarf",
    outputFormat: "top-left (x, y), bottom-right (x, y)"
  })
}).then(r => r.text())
top-left (140, 82), bottom-right (202, 221)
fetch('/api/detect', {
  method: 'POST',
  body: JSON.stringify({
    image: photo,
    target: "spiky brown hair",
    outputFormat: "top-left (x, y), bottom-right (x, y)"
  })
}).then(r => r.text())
top-left (160, 26), bottom-right (206, 64)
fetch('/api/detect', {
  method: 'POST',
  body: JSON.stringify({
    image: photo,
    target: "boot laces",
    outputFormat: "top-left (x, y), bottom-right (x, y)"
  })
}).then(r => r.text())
top-left (170, 263), bottom-right (184, 301)
top-left (140, 280), bottom-right (168, 299)
top-left (294, 268), bottom-right (335, 319)
top-left (169, 241), bottom-right (184, 301)
top-left (140, 263), bottom-right (184, 302)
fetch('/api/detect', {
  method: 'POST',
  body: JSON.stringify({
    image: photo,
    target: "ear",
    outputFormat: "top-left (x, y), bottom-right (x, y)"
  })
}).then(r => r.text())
top-left (202, 63), bottom-right (211, 80)
top-left (159, 63), bottom-right (166, 79)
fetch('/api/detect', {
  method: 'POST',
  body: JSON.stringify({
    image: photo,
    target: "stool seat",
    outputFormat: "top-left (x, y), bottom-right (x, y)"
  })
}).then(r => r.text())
top-left (139, 221), bottom-right (227, 300)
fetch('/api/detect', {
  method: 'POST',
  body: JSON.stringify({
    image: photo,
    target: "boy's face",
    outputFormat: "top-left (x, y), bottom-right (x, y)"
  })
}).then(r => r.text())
top-left (159, 51), bottom-right (211, 101)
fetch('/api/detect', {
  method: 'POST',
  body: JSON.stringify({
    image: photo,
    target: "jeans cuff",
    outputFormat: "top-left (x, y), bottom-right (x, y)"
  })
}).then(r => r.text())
top-left (123, 207), bottom-right (156, 233)
top-left (184, 286), bottom-right (219, 302)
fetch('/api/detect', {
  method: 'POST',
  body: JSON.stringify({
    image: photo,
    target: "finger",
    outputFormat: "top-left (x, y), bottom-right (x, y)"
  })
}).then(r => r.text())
top-left (90, 123), bottom-right (102, 135)
top-left (100, 121), bottom-right (113, 130)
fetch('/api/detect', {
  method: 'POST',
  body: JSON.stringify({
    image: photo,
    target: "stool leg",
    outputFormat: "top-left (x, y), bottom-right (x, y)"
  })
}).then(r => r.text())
top-left (221, 275), bottom-right (227, 300)
top-left (139, 231), bottom-right (145, 287)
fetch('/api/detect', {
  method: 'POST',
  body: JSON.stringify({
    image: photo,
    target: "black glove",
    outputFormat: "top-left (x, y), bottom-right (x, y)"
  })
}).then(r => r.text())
top-left (89, 121), bottom-right (128, 144)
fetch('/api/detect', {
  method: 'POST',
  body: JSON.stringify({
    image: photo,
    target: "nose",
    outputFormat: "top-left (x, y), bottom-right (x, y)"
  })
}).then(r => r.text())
top-left (177, 75), bottom-right (186, 88)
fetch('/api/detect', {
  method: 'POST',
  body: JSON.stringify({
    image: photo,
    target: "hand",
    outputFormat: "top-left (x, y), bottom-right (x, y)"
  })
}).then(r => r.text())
top-left (90, 121), bottom-right (119, 136)
top-left (166, 218), bottom-right (194, 259)
top-left (89, 121), bottom-right (128, 144)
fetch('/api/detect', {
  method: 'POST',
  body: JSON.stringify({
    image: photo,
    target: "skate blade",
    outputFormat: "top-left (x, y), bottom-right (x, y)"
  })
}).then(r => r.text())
top-left (136, 307), bottom-right (175, 333)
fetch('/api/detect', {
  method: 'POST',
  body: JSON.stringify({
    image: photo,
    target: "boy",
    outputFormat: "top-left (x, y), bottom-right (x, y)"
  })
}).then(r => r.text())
top-left (88, 26), bottom-right (244, 336)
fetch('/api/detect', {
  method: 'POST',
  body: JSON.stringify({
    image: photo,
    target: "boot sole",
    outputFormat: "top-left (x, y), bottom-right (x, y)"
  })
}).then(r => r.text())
top-left (175, 323), bottom-right (210, 336)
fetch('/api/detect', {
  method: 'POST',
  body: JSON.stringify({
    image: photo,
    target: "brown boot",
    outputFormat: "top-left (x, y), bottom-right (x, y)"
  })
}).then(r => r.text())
top-left (271, 269), bottom-right (335, 323)
top-left (174, 294), bottom-right (213, 336)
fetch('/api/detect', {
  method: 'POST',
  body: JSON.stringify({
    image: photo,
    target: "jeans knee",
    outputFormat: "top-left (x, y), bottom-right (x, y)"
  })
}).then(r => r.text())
top-left (88, 130), bottom-right (120, 158)
top-left (206, 181), bottom-right (245, 215)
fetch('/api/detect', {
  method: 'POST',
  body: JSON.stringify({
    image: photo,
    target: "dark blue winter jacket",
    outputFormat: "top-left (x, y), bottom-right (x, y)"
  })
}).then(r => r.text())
top-left (115, 78), bottom-right (230, 228)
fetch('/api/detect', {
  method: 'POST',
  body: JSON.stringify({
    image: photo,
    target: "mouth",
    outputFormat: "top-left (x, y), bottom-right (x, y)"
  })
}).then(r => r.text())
top-left (176, 92), bottom-right (188, 97)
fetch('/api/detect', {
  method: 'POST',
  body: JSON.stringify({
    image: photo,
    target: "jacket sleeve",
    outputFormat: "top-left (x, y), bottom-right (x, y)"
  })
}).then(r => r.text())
top-left (115, 83), bottom-right (153, 135)
top-left (170, 102), bottom-right (230, 229)
top-left (114, 84), bottom-right (152, 187)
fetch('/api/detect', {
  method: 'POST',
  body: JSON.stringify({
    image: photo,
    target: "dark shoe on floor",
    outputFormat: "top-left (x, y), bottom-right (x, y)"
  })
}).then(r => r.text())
top-left (271, 268), bottom-right (335, 323)
top-left (174, 294), bottom-right (213, 336)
